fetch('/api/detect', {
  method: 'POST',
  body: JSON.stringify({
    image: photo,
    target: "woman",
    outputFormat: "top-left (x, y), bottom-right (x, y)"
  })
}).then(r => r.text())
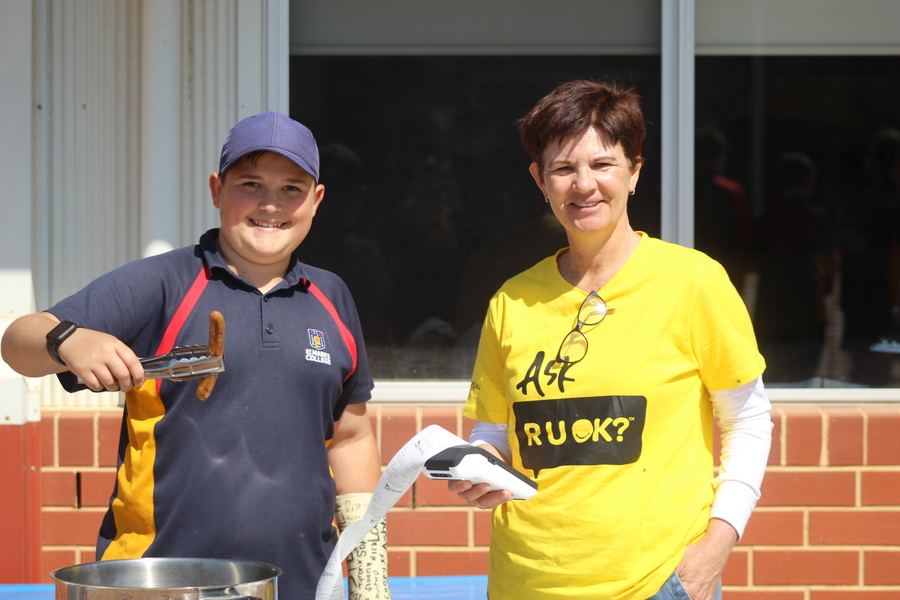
top-left (450, 80), bottom-right (772, 600)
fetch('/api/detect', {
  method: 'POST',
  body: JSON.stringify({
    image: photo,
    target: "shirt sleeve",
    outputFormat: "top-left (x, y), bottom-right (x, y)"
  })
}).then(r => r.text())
top-left (692, 258), bottom-right (767, 391)
top-left (464, 296), bottom-right (511, 424)
top-left (469, 420), bottom-right (511, 458)
top-left (709, 376), bottom-right (773, 539)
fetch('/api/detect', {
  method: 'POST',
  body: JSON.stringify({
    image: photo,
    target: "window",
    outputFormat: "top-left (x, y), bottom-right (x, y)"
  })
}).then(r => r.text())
top-left (291, 55), bottom-right (661, 378)
top-left (695, 56), bottom-right (900, 388)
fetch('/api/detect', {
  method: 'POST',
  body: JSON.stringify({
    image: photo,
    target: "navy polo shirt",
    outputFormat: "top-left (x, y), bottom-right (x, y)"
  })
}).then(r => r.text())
top-left (49, 229), bottom-right (374, 599)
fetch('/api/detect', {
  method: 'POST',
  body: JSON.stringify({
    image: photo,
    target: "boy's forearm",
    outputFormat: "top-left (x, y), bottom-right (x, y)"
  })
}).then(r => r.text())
top-left (328, 403), bottom-right (382, 495)
top-left (1, 312), bottom-right (65, 377)
top-left (330, 438), bottom-right (382, 495)
top-left (329, 403), bottom-right (392, 598)
top-left (335, 492), bottom-right (392, 600)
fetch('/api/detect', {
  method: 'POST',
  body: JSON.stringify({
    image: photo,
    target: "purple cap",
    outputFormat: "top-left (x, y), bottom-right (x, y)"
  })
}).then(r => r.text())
top-left (218, 112), bottom-right (320, 180)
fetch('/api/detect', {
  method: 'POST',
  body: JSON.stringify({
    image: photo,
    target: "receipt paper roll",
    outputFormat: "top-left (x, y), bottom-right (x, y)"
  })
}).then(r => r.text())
top-left (316, 425), bottom-right (469, 600)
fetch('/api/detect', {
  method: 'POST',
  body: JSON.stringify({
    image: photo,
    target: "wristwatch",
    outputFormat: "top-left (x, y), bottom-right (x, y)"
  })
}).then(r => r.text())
top-left (46, 321), bottom-right (79, 366)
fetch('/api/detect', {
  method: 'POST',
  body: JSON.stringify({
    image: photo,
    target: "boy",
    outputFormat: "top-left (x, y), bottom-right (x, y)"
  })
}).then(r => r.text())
top-left (1, 112), bottom-right (391, 600)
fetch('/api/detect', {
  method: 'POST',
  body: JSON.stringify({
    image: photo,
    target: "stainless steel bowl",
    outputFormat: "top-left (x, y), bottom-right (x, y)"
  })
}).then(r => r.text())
top-left (51, 557), bottom-right (281, 600)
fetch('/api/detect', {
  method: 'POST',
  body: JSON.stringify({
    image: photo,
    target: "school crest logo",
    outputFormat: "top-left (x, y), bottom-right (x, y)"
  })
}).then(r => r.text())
top-left (306, 329), bottom-right (332, 365)
top-left (308, 329), bottom-right (326, 350)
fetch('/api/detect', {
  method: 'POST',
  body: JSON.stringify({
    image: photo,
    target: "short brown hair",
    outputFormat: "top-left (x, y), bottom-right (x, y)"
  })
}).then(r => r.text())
top-left (219, 150), bottom-right (273, 183)
top-left (518, 80), bottom-right (646, 169)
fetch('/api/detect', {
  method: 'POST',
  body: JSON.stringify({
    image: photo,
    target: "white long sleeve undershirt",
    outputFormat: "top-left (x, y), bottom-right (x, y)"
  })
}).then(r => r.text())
top-left (469, 376), bottom-right (773, 539)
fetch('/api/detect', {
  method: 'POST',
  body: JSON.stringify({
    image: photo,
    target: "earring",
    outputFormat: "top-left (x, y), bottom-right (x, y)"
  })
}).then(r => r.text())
top-left (544, 197), bottom-right (550, 203)
top-left (629, 189), bottom-right (635, 196)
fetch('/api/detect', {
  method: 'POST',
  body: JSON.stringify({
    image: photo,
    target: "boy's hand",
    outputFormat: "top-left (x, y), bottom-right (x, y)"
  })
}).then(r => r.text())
top-left (2, 313), bottom-right (142, 390)
top-left (59, 328), bottom-right (145, 392)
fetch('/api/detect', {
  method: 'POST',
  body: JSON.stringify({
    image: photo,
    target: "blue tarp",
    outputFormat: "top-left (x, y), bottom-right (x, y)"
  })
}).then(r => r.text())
top-left (0, 577), bottom-right (488, 600)
top-left (0, 586), bottom-right (54, 600)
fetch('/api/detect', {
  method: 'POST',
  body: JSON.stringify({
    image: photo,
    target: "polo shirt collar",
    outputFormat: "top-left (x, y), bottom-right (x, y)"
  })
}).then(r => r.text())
top-left (198, 229), bottom-right (312, 292)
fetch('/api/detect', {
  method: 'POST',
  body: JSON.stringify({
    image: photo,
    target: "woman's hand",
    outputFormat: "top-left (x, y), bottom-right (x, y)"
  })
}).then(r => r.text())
top-left (675, 518), bottom-right (738, 600)
top-left (446, 443), bottom-right (515, 509)
top-left (448, 479), bottom-right (513, 509)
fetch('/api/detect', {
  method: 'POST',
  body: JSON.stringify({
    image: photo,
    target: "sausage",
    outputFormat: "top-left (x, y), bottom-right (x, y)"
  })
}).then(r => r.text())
top-left (196, 310), bottom-right (225, 401)
top-left (207, 310), bottom-right (225, 356)
top-left (195, 373), bottom-right (217, 402)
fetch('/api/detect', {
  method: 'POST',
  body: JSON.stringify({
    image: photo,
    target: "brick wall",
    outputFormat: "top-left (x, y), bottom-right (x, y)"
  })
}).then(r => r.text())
top-left (39, 404), bottom-right (900, 598)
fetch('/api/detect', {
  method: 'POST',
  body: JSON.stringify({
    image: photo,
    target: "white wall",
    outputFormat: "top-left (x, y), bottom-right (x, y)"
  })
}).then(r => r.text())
top-left (0, 0), bottom-right (41, 424)
top-left (696, 0), bottom-right (900, 54)
top-left (289, 0), bottom-right (660, 55)
top-left (19, 0), bottom-right (289, 408)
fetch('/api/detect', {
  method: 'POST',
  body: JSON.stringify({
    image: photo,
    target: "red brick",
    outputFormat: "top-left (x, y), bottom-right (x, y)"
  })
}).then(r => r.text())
top-left (825, 406), bottom-right (864, 466)
top-left (861, 471), bottom-right (900, 506)
top-left (769, 409), bottom-right (783, 466)
top-left (810, 510), bottom-right (900, 545)
top-left (421, 407), bottom-right (461, 438)
top-left (754, 550), bottom-right (858, 585)
top-left (783, 406), bottom-right (823, 466)
top-left (387, 550), bottom-right (411, 577)
top-left (394, 485), bottom-right (415, 508)
top-left (722, 549), bottom-right (748, 585)
top-left (97, 411), bottom-right (122, 467)
top-left (416, 550), bottom-right (489, 576)
top-left (864, 406), bottom-right (900, 465)
top-left (393, 486), bottom-right (413, 508)
top-left (723, 592), bottom-right (804, 600)
top-left (41, 412), bottom-right (57, 467)
top-left (42, 549), bottom-right (78, 583)
top-left (740, 510), bottom-right (804, 546)
top-left (58, 413), bottom-right (94, 467)
top-left (759, 471), bottom-right (855, 506)
top-left (42, 509), bottom-right (104, 545)
top-left (865, 550), bottom-right (900, 585)
top-left (810, 593), bottom-right (900, 600)
top-left (387, 510), bottom-right (468, 546)
top-left (380, 408), bottom-right (418, 465)
top-left (473, 510), bottom-right (492, 546)
top-left (414, 473), bottom-right (468, 507)
top-left (41, 471), bottom-right (77, 507)
top-left (79, 471), bottom-right (116, 507)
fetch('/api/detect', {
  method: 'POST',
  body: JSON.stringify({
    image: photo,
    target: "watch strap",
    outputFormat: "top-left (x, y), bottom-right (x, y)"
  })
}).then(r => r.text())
top-left (46, 321), bottom-right (79, 366)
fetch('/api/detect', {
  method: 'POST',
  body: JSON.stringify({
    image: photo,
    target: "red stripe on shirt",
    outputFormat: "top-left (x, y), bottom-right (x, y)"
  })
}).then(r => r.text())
top-left (307, 282), bottom-right (358, 379)
top-left (154, 266), bottom-right (210, 394)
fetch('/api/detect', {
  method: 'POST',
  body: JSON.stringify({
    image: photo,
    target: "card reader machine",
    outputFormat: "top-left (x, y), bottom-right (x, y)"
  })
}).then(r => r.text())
top-left (423, 444), bottom-right (537, 500)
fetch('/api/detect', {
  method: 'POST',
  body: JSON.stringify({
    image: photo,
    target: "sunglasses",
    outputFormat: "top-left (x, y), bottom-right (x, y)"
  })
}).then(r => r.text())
top-left (555, 291), bottom-right (614, 365)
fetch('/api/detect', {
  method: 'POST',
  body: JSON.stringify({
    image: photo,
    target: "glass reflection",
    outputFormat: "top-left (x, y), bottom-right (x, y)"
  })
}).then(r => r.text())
top-left (696, 56), bottom-right (900, 388)
top-left (292, 56), bottom-right (660, 379)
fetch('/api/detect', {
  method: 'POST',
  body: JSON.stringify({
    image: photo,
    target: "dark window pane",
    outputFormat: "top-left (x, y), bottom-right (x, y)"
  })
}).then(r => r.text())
top-left (696, 56), bottom-right (900, 388)
top-left (291, 56), bottom-right (660, 379)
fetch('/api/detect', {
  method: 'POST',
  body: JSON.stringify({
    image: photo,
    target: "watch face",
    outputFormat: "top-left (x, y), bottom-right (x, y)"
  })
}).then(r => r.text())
top-left (48, 321), bottom-right (79, 342)
top-left (47, 321), bottom-right (79, 366)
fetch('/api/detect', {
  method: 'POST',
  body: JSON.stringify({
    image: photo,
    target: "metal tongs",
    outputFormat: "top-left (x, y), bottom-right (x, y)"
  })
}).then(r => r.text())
top-left (140, 346), bottom-right (224, 381)
top-left (75, 311), bottom-right (225, 401)
top-left (74, 347), bottom-right (222, 383)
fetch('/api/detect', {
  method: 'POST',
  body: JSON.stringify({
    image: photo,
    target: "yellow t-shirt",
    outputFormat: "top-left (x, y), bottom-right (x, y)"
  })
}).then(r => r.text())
top-left (464, 233), bottom-right (765, 600)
